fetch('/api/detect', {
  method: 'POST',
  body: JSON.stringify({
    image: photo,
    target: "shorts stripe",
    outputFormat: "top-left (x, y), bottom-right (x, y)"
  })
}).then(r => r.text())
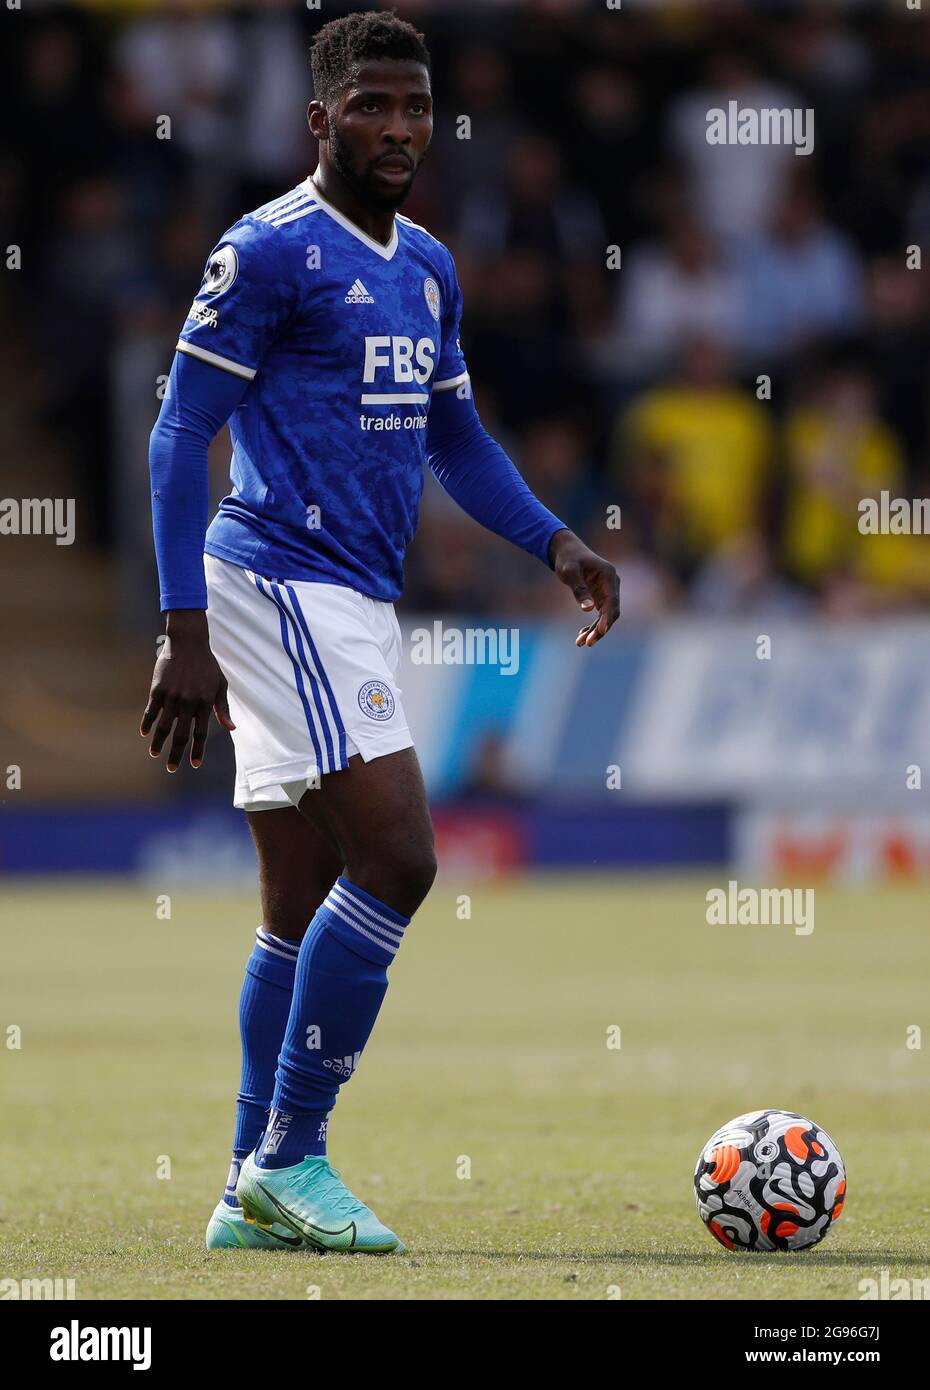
top-left (252, 575), bottom-right (348, 775)
top-left (254, 576), bottom-right (326, 772)
top-left (283, 584), bottom-right (349, 769)
top-left (270, 582), bottom-right (338, 772)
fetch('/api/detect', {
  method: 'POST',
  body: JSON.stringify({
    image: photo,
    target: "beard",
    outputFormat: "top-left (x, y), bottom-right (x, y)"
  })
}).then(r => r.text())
top-left (328, 124), bottom-right (422, 210)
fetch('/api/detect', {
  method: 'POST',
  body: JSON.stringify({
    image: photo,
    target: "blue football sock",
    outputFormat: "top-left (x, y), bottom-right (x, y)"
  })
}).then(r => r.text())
top-left (224, 928), bottom-right (300, 1206)
top-left (255, 877), bottom-right (410, 1170)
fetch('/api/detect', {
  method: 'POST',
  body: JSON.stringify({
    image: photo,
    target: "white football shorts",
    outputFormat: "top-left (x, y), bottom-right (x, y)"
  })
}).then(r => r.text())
top-left (204, 553), bottom-right (413, 811)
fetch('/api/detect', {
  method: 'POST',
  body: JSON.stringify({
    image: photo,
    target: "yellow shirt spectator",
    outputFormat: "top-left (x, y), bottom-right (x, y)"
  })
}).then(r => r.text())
top-left (619, 383), bottom-right (771, 561)
top-left (782, 407), bottom-right (908, 588)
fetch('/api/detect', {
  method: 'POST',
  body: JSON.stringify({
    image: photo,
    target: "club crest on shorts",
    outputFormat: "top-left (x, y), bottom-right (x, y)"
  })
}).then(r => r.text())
top-left (358, 679), bottom-right (395, 721)
top-left (423, 276), bottom-right (441, 322)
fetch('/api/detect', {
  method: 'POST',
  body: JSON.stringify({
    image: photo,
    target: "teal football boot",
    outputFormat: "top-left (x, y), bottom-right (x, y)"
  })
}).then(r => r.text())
top-left (237, 1154), bottom-right (406, 1254)
top-left (205, 1199), bottom-right (307, 1251)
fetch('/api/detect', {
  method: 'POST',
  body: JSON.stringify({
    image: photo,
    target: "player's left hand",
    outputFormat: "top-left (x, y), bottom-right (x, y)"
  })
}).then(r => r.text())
top-left (549, 529), bottom-right (620, 647)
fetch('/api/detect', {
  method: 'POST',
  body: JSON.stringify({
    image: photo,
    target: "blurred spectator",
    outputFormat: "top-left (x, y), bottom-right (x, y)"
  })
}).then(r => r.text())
top-left (865, 256), bottom-right (930, 473)
top-left (21, 22), bottom-right (101, 174)
top-left (596, 205), bottom-right (742, 378)
top-left (459, 133), bottom-right (604, 264)
top-left (735, 172), bottom-right (864, 360)
top-left (667, 47), bottom-right (803, 243)
top-left (613, 337), bottom-right (772, 579)
top-left (463, 248), bottom-right (578, 430)
top-left (234, 0), bottom-right (311, 210)
top-left (781, 364), bottom-right (906, 592)
top-left (515, 417), bottom-right (605, 536)
top-left (42, 176), bottom-right (136, 548)
top-left (691, 535), bottom-right (809, 617)
top-left (114, 0), bottom-right (239, 210)
top-left (16, 21), bottom-right (105, 254)
top-left (568, 64), bottom-right (652, 241)
top-left (456, 132), bottom-right (606, 343)
top-left (431, 44), bottom-right (522, 216)
top-left (101, 71), bottom-right (186, 238)
top-left (771, 11), bottom-right (871, 103)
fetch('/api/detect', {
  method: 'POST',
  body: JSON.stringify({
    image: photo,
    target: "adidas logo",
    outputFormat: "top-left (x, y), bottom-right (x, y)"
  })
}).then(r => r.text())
top-left (323, 1052), bottom-right (362, 1078)
top-left (345, 279), bottom-right (374, 304)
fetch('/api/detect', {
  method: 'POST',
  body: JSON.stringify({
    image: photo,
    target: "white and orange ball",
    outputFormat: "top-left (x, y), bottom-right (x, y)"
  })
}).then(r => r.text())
top-left (694, 1109), bottom-right (846, 1251)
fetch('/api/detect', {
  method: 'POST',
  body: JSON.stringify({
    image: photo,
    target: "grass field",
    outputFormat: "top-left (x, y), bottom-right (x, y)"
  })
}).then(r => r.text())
top-left (1, 873), bottom-right (927, 1301)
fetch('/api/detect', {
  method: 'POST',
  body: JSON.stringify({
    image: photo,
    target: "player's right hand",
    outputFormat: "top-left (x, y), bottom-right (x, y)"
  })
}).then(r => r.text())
top-left (141, 611), bottom-right (236, 772)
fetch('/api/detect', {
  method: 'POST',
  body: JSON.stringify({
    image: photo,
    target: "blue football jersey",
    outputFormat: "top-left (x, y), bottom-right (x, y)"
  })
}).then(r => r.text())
top-left (176, 176), bottom-right (470, 601)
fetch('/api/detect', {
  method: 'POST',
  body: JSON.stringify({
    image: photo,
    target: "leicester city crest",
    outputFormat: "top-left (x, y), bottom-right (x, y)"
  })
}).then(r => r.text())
top-left (423, 276), bottom-right (441, 322)
top-left (358, 680), bottom-right (395, 721)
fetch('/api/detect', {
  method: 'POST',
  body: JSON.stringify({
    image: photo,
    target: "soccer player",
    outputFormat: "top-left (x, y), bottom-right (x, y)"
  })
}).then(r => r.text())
top-left (144, 11), bottom-right (619, 1254)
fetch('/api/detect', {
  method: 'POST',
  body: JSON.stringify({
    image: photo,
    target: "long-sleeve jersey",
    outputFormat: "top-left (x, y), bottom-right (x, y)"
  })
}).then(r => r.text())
top-left (149, 175), bottom-right (566, 611)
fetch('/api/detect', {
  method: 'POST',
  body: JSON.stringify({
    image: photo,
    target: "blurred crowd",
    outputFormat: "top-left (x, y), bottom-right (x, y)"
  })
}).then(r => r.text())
top-left (4, 0), bottom-right (930, 624)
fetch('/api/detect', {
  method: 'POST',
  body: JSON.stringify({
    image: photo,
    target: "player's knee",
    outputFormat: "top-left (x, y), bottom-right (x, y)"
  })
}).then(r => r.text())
top-left (404, 843), bottom-right (437, 905)
top-left (355, 841), bottom-right (436, 916)
top-left (389, 844), bottom-right (437, 910)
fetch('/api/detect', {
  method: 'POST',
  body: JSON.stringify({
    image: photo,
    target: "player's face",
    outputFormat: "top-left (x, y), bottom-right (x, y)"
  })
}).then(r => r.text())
top-left (328, 60), bottom-right (433, 210)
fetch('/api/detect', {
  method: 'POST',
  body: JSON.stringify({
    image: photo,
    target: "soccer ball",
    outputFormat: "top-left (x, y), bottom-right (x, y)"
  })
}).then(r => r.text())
top-left (694, 1108), bottom-right (846, 1251)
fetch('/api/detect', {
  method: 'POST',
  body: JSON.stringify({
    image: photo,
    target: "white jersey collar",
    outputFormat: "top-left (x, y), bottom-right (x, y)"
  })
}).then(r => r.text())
top-left (303, 174), bottom-right (399, 261)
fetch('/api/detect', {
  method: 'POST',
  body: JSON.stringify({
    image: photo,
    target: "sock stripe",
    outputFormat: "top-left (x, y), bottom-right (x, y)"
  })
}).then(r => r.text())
top-left (223, 1154), bottom-right (245, 1207)
top-left (325, 890), bottom-right (405, 954)
top-left (328, 882), bottom-right (406, 938)
top-left (334, 878), bottom-right (409, 929)
top-left (328, 895), bottom-right (404, 948)
top-left (256, 928), bottom-right (301, 960)
top-left (326, 903), bottom-right (402, 956)
top-left (261, 930), bottom-right (302, 953)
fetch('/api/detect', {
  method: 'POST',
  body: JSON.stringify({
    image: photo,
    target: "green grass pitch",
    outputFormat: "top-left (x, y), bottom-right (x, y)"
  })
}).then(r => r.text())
top-left (1, 873), bottom-right (927, 1300)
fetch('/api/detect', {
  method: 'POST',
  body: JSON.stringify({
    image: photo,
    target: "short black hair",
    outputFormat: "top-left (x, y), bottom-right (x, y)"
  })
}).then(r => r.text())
top-left (310, 10), bottom-right (431, 107)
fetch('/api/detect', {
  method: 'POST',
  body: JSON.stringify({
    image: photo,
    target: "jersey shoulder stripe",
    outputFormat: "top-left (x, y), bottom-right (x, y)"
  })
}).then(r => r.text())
top-left (250, 191), bottom-right (320, 230)
top-left (243, 182), bottom-right (325, 234)
top-left (253, 196), bottom-right (300, 222)
top-left (251, 185), bottom-right (309, 222)
top-left (268, 200), bottom-right (320, 229)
